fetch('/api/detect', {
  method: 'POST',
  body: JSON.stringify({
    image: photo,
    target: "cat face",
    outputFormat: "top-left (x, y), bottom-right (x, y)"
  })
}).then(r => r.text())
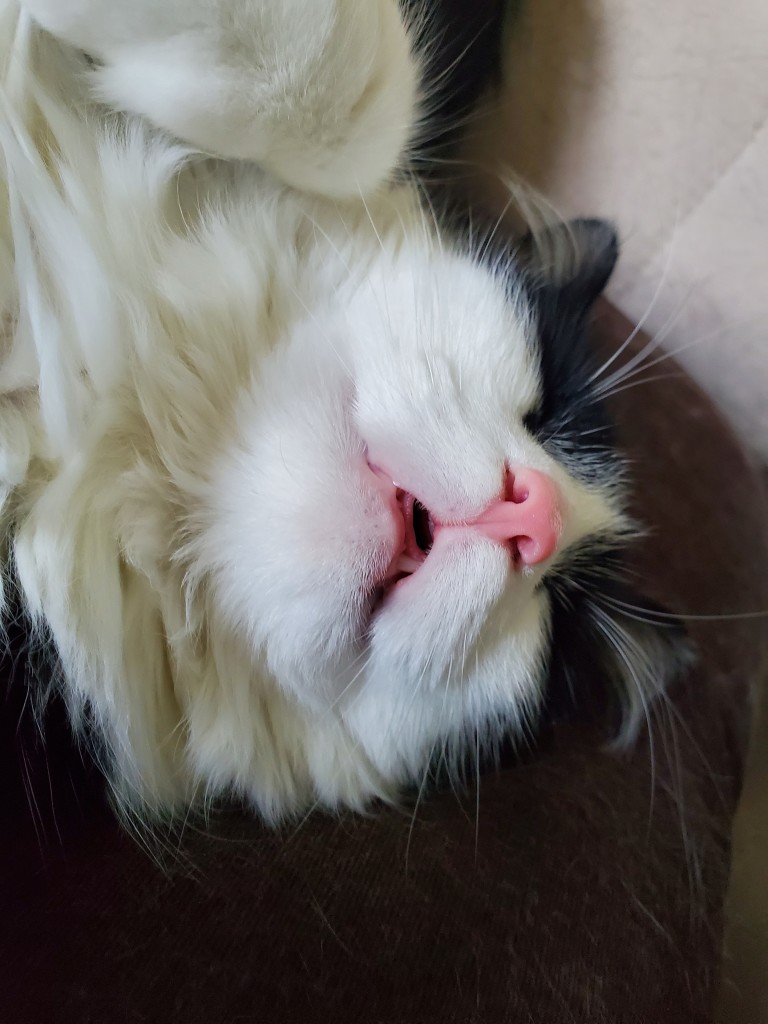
top-left (200, 217), bottom-right (662, 779)
top-left (4, 0), bottom-right (691, 819)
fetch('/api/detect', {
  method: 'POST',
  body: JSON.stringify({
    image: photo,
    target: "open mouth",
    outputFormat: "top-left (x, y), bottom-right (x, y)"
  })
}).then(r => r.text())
top-left (364, 456), bottom-right (438, 615)
top-left (393, 488), bottom-right (434, 575)
top-left (382, 489), bottom-right (436, 598)
top-left (368, 477), bottom-right (437, 615)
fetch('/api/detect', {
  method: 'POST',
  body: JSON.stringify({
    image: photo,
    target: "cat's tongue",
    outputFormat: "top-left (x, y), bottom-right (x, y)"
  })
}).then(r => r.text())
top-left (391, 552), bottom-right (423, 576)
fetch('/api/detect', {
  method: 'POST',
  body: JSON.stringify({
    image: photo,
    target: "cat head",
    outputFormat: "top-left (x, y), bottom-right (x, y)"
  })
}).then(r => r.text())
top-left (198, 213), bottom-right (689, 782)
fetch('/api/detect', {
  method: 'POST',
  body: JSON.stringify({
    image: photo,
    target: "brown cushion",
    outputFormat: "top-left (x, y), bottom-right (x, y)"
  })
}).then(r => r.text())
top-left (1, 303), bottom-right (766, 1024)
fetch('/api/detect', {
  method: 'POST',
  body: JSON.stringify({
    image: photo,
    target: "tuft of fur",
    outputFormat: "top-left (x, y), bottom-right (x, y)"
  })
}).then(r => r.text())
top-left (0, 0), bottom-right (689, 824)
top-left (20, 0), bottom-right (418, 198)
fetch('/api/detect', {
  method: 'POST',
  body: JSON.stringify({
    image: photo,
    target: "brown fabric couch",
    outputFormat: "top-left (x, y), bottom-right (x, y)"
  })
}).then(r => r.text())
top-left (2, 303), bottom-right (767, 1024)
top-left (3, 4), bottom-right (767, 1021)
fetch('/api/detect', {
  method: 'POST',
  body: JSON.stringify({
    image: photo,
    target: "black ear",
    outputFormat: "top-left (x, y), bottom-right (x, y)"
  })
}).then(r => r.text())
top-left (515, 219), bottom-right (620, 456)
top-left (517, 217), bottom-right (619, 314)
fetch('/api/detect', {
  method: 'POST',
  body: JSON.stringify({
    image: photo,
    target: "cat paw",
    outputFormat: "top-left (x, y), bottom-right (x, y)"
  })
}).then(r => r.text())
top-left (22, 0), bottom-right (419, 198)
top-left (256, 0), bottom-right (420, 198)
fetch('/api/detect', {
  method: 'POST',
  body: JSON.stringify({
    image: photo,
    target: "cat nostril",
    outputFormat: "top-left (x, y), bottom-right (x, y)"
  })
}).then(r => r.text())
top-left (472, 467), bottom-right (563, 566)
top-left (504, 468), bottom-right (529, 504)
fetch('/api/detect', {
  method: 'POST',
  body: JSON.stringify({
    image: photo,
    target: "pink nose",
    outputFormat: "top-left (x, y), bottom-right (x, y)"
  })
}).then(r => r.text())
top-left (465, 468), bottom-right (563, 566)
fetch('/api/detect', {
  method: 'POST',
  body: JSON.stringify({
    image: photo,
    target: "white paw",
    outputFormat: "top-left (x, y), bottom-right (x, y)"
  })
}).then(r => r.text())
top-left (23, 0), bottom-right (419, 197)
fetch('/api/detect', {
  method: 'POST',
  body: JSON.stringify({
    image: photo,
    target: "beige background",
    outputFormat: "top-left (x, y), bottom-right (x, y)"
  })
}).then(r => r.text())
top-left (471, 0), bottom-right (768, 459)
top-left (468, 2), bottom-right (768, 1020)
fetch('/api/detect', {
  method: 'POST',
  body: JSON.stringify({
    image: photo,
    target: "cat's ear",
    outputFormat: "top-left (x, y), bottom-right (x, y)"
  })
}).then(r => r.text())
top-left (517, 217), bottom-right (619, 315)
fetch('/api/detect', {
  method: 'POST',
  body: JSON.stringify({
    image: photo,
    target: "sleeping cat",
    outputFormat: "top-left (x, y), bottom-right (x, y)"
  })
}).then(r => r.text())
top-left (0, 0), bottom-right (688, 822)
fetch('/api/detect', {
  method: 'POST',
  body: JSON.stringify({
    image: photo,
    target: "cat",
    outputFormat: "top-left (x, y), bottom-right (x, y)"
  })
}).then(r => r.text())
top-left (0, 0), bottom-right (689, 823)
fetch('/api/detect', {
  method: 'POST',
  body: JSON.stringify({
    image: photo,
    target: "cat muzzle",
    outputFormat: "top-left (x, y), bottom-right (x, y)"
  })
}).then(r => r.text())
top-left (452, 467), bottom-right (563, 567)
top-left (370, 461), bottom-right (563, 590)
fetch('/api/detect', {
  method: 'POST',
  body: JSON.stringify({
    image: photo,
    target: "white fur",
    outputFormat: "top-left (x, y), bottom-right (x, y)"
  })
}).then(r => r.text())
top-left (21, 0), bottom-right (417, 197)
top-left (0, 1), bottom-right (625, 821)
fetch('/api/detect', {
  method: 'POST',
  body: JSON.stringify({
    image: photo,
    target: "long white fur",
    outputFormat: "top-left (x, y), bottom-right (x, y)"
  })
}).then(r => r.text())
top-left (0, 0), bottom-right (625, 822)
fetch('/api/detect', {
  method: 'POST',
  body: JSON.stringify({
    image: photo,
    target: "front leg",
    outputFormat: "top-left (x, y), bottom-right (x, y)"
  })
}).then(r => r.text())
top-left (21, 0), bottom-right (419, 198)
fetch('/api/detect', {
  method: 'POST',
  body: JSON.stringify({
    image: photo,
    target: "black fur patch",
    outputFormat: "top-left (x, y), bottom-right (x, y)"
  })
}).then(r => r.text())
top-left (401, 0), bottom-right (511, 159)
top-left (518, 219), bottom-right (621, 486)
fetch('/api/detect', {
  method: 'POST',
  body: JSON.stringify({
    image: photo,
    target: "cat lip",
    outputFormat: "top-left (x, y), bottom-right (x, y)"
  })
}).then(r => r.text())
top-left (381, 488), bottom-right (433, 589)
top-left (365, 459), bottom-right (434, 602)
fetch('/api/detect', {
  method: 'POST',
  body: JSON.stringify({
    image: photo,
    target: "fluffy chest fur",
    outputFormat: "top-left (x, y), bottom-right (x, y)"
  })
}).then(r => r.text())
top-left (0, 0), bottom-right (687, 822)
